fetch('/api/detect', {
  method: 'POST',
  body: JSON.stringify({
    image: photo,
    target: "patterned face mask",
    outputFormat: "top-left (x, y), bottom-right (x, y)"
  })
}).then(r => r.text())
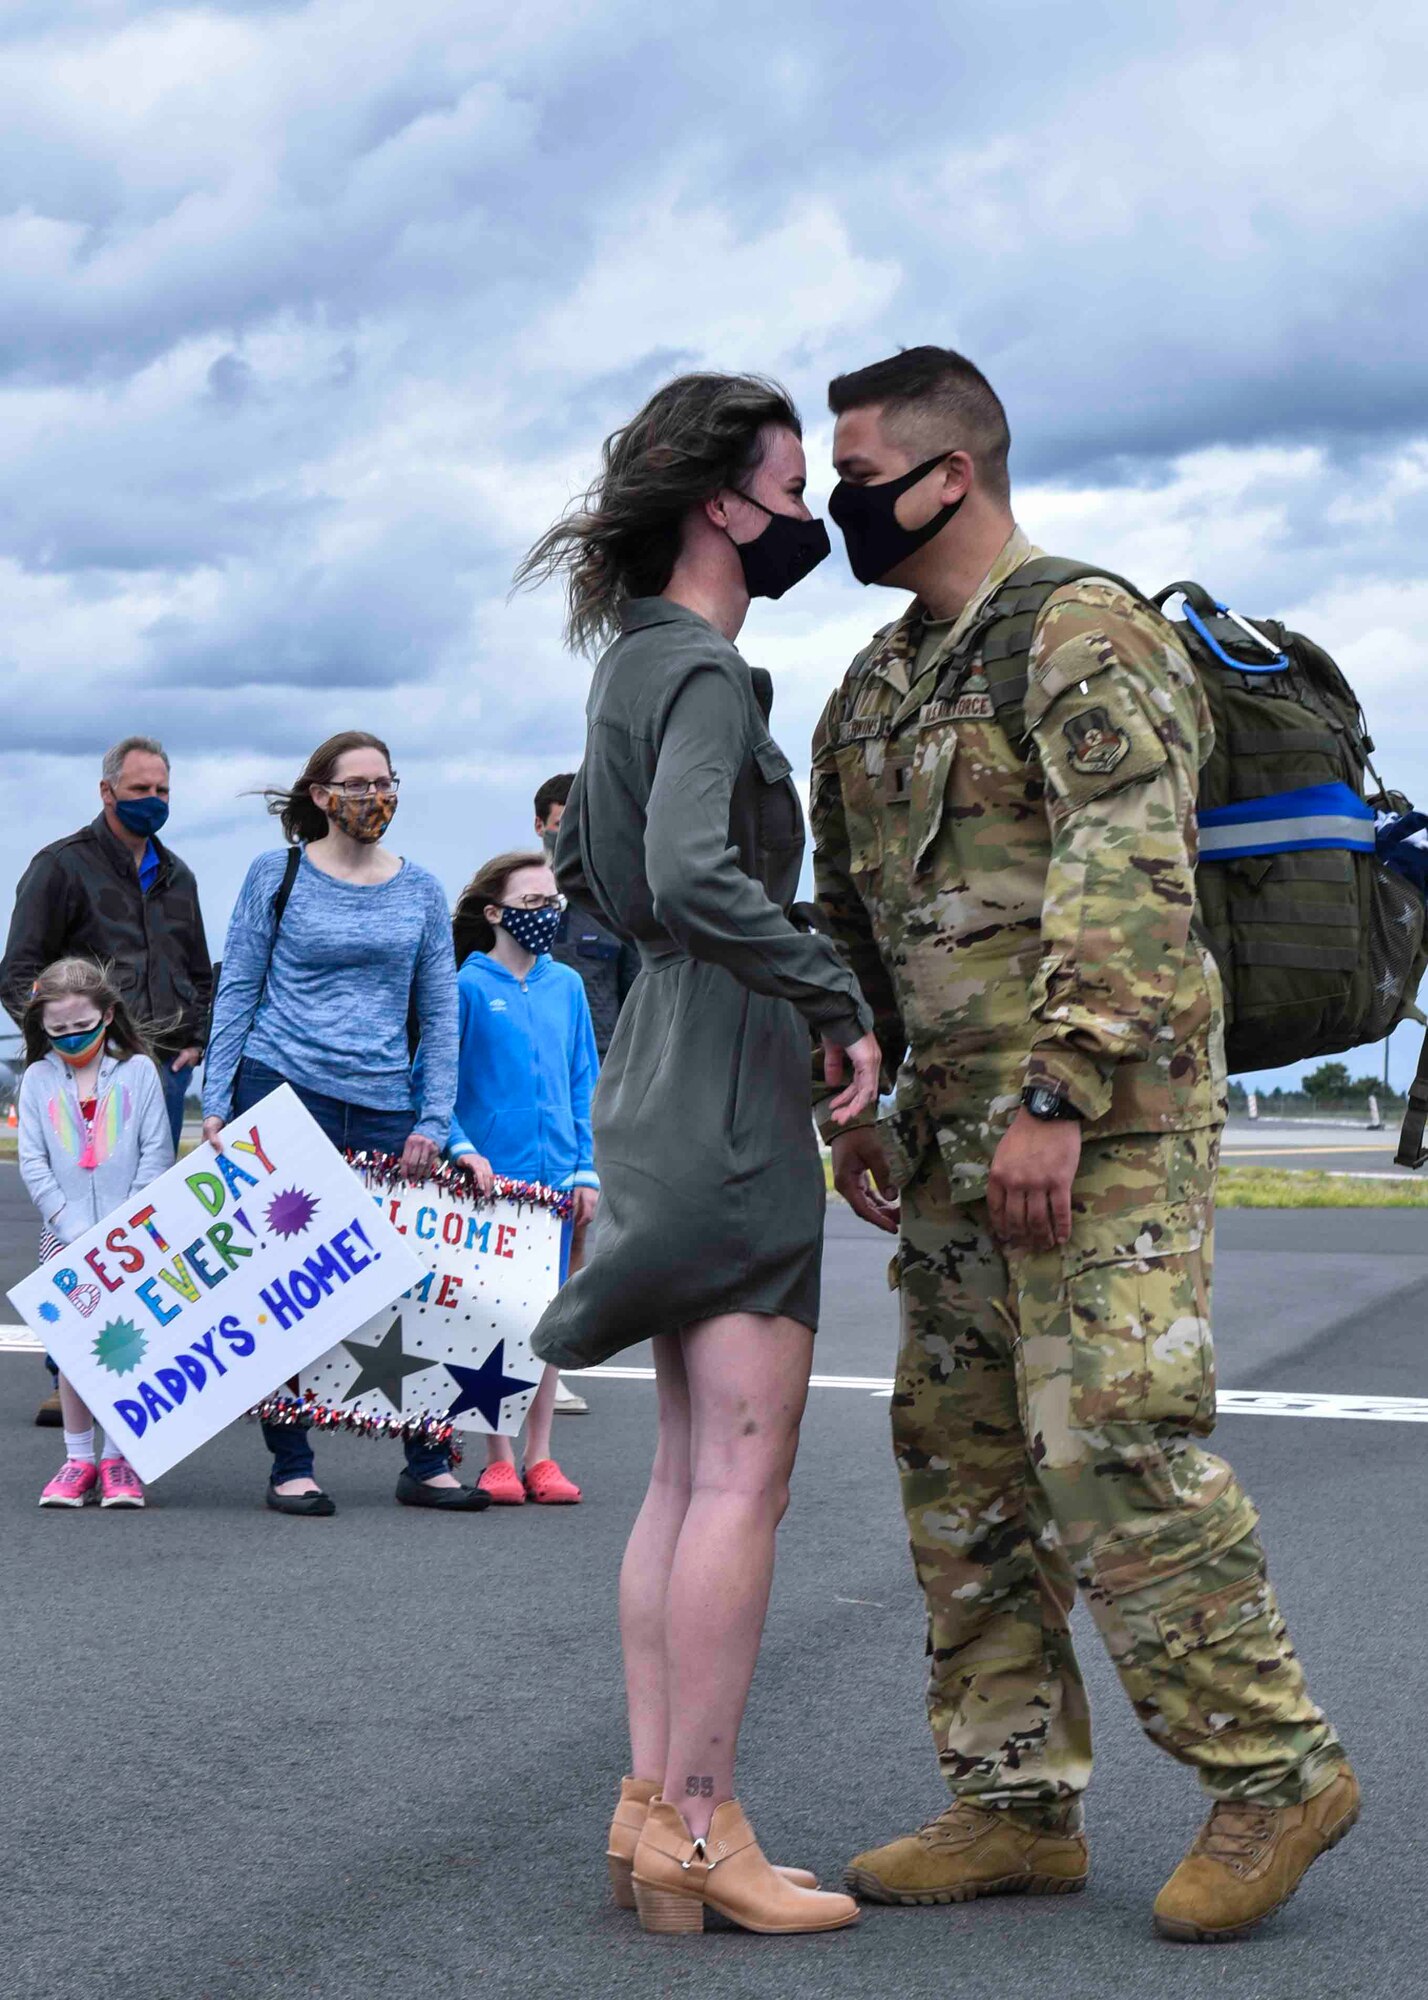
top-left (325, 792), bottom-right (398, 843)
top-left (49, 1021), bottom-right (107, 1067)
top-left (499, 905), bottom-right (562, 955)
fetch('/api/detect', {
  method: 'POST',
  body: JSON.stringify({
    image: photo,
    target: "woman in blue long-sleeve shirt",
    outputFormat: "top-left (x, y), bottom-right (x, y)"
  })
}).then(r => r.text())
top-left (448, 850), bottom-right (598, 1505)
top-left (202, 729), bottom-right (480, 1518)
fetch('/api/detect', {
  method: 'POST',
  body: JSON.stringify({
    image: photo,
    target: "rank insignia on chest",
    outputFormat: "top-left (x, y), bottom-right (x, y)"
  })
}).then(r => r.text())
top-left (1062, 705), bottom-right (1129, 775)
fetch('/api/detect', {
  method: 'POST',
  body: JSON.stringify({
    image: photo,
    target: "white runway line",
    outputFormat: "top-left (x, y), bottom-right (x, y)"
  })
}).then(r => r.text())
top-left (4, 1333), bottom-right (1425, 1423)
top-left (567, 1364), bottom-right (1428, 1424)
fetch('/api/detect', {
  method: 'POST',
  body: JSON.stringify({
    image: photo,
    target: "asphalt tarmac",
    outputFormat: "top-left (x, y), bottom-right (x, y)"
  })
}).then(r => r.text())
top-left (2, 1179), bottom-right (1425, 2000)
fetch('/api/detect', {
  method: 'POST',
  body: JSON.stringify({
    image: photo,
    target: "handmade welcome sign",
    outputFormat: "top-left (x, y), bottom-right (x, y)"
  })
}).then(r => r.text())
top-left (6, 1086), bottom-right (421, 1482)
top-left (296, 1161), bottom-right (567, 1439)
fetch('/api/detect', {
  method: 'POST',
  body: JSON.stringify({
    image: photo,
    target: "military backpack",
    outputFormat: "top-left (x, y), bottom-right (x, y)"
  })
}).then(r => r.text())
top-left (936, 557), bottom-right (1428, 1164)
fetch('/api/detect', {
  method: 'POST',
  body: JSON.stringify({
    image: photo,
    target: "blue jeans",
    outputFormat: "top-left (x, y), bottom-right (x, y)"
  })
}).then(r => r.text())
top-left (159, 1057), bottom-right (191, 1150)
top-left (233, 1057), bottom-right (450, 1485)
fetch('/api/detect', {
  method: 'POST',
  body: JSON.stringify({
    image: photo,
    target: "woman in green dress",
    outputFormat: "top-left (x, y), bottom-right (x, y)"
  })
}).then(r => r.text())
top-left (517, 374), bottom-right (881, 1935)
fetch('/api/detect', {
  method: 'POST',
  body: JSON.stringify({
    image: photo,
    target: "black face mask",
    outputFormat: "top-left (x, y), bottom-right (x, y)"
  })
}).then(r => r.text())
top-left (729, 493), bottom-right (831, 600)
top-left (828, 452), bottom-right (963, 585)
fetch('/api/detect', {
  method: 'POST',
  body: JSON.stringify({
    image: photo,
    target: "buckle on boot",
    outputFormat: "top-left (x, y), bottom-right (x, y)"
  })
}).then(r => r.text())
top-left (681, 1837), bottom-right (711, 1874)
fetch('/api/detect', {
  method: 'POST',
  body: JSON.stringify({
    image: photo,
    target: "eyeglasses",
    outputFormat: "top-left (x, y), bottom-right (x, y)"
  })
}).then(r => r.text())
top-left (327, 777), bottom-right (400, 798)
top-left (508, 894), bottom-right (566, 912)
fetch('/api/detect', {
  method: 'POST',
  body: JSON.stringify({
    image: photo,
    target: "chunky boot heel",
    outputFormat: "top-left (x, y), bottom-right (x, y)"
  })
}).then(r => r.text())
top-left (607, 1853), bottom-right (636, 1910)
top-left (633, 1799), bottom-right (858, 1937)
top-left (634, 1884), bottom-right (705, 1933)
top-left (607, 1776), bottom-right (661, 1909)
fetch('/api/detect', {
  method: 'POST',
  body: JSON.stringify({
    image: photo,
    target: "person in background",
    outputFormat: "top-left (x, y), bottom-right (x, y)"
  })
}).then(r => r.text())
top-left (18, 959), bottom-right (174, 1510)
top-left (1, 736), bottom-right (210, 1427)
top-left (201, 729), bottom-right (482, 1518)
top-left (531, 771), bottom-right (640, 1417)
top-left (446, 850), bottom-right (596, 1505)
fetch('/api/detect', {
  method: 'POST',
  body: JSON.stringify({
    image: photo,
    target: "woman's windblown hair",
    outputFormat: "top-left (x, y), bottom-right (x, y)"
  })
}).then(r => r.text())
top-left (514, 372), bottom-right (802, 655)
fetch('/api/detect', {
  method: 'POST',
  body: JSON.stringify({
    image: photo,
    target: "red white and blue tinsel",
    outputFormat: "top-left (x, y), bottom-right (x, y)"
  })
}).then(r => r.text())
top-left (346, 1150), bottom-right (573, 1219)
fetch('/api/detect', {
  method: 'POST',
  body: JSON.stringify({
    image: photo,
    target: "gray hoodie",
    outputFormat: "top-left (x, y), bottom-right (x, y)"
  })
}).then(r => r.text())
top-left (17, 1047), bottom-right (175, 1246)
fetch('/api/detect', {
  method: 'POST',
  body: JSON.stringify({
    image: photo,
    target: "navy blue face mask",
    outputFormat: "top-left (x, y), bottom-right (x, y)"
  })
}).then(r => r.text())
top-left (500, 905), bottom-right (562, 956)
top-left (114, 796), bottom-right (169, 838)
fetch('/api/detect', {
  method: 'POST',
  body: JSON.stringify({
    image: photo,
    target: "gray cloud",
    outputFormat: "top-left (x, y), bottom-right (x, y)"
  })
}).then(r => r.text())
top-left (0, 0), bottom-right (1425, 1111)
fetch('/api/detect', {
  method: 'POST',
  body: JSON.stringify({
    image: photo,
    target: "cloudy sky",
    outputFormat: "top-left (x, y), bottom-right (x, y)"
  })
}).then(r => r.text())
top-left (2, 0), bottom-right (1425, 1090)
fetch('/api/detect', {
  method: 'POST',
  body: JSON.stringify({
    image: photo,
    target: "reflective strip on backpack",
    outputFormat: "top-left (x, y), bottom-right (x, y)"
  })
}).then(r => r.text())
top-left (1198, 781), bottom-right (1376, 860)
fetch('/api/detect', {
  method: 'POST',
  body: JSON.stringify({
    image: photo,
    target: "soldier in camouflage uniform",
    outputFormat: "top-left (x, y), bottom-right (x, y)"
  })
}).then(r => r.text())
top-left (813, 347), bottom-right (1357, 1941)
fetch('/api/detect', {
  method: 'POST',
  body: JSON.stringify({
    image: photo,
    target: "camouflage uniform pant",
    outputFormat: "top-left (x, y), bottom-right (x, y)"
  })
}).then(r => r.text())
top-left (893, 1127), bottom-right (1343, 1817)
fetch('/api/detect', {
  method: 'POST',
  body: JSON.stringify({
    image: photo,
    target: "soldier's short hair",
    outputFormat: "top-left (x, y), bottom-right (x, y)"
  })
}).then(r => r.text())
top-left (534, 773), bottom-right (575, 824)
top-left (101, 736), bottom-right (170, 786)
top-left (828, 347), bottom-right (1012, 502)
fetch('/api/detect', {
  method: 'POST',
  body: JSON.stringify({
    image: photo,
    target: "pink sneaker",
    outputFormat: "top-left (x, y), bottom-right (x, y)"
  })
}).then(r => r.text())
top-left (99, 1458), bottom-right (146, 1509)
top-left (40, 1459), bottom-right (99, 1508)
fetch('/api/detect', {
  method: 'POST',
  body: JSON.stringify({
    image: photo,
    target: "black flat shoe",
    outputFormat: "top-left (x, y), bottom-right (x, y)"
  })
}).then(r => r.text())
top-left (265, 1485), bottom-right (337, 1516)
top-left (394, 1470), bottom-right (491, 1512)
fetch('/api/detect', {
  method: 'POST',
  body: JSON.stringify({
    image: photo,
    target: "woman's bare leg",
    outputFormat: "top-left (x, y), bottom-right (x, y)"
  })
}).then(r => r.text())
top-left (620, 1333), bottom-right (691, 1781)
top-left (661, 1311), bottom-right (813, 1838)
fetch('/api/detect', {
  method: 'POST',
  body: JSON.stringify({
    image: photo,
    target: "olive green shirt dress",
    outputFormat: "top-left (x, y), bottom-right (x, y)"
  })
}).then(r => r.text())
top-left (530, 598), bottom-right (873, 1370)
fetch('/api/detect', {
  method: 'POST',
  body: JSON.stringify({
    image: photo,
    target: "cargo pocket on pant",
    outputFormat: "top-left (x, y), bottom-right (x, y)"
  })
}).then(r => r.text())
top-left (1156, 1565), bottom-right (1275, 1661)
top-left (1065, 1215), bottom-right (1215, 1433)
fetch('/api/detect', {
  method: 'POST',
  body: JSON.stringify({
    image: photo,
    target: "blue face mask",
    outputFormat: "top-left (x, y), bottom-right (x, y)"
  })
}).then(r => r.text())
top-left (500, 905), bottom-right (562, 956)
top-left (114, 796), bottom-right (169, 838)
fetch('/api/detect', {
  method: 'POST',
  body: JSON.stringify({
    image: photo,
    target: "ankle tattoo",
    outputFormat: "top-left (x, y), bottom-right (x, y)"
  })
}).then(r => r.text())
top-left (684, 1775), bottom-right (715, 1799)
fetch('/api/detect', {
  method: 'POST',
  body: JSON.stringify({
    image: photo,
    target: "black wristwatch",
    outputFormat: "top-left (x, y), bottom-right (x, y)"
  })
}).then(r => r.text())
top-left (1021, 1085), bottom-right (1083, 1122)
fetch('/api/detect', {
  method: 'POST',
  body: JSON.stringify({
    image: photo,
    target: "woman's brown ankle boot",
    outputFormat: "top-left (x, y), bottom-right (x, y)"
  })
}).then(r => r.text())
top-left (631, 1798), bottom-right (858, 1935)
top-left (607, 1778), bottom-right (661, 1908)
top-left (606, 1779), bottom-right (820, 1909)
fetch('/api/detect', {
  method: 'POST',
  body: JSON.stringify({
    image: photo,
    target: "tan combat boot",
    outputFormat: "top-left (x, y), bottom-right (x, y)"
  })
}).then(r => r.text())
top-left (845, 1800), bottom-right (1089, 1905)
top-left (631, 1798), bottom-right (858, 1935)
top-left (605, 1778), bottom-right (819, 1909)
top-left (1153, 1764), bottom-right (1360, 1942)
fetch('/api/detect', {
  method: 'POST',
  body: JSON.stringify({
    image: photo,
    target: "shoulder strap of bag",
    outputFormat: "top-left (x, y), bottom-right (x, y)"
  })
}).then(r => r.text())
top-left (940, 557), bottom-right (1145, 735)
top-left (203, 844), bottom-right (302, 1055)
top-left (271, 844), bottom-right (301, 934)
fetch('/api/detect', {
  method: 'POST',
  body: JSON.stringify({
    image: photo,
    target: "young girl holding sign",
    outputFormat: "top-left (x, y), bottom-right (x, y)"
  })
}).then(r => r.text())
top-left (17, 959), bottom-right (175, 1508)
top-left (447, 851), bottom-right (598, 1504)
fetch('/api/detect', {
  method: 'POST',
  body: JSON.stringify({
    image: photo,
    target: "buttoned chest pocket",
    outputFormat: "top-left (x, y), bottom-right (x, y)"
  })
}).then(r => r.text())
top-left (752, 736), bottom-right (803, 859)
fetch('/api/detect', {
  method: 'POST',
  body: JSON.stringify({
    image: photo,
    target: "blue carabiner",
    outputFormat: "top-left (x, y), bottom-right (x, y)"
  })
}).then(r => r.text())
top-left (1180, 598), bottom-right (1289, 674)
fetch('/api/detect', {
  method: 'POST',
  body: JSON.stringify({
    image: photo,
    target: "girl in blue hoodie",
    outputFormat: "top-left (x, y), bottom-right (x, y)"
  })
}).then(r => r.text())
top-left (448, 851), bottom-right (599, 1504)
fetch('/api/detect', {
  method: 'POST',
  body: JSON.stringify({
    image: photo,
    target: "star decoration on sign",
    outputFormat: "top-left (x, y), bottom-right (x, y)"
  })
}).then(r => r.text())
top-left (342, 1317), bottom-right (436, 1411)
top-left (445, 1339), bottom-right (539, 1430)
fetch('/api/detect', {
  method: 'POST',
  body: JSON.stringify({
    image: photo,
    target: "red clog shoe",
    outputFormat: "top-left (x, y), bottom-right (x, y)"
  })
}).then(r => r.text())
top-left (524, 1458), bottom-right (582, 1505)
top-left (476, 1461), bottom-right (527, 1506)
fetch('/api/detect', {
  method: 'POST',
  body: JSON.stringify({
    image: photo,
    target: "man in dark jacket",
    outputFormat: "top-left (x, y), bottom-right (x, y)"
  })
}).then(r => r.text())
top-left (533, 774), bottom-right (640, 1417)
top-left (1, 735), bottom-right (212, 1150)
top-left (535, 773), bottom-right (640, 1060)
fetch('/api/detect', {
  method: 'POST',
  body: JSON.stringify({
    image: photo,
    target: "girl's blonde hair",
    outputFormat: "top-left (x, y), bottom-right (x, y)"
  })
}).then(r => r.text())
top-left (22, 958), bottom-right (155, 1066)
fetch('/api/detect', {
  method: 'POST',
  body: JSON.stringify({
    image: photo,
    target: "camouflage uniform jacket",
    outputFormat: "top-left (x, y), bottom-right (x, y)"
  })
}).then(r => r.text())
top-left (811, 528), bottom-right (1227, 1200)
